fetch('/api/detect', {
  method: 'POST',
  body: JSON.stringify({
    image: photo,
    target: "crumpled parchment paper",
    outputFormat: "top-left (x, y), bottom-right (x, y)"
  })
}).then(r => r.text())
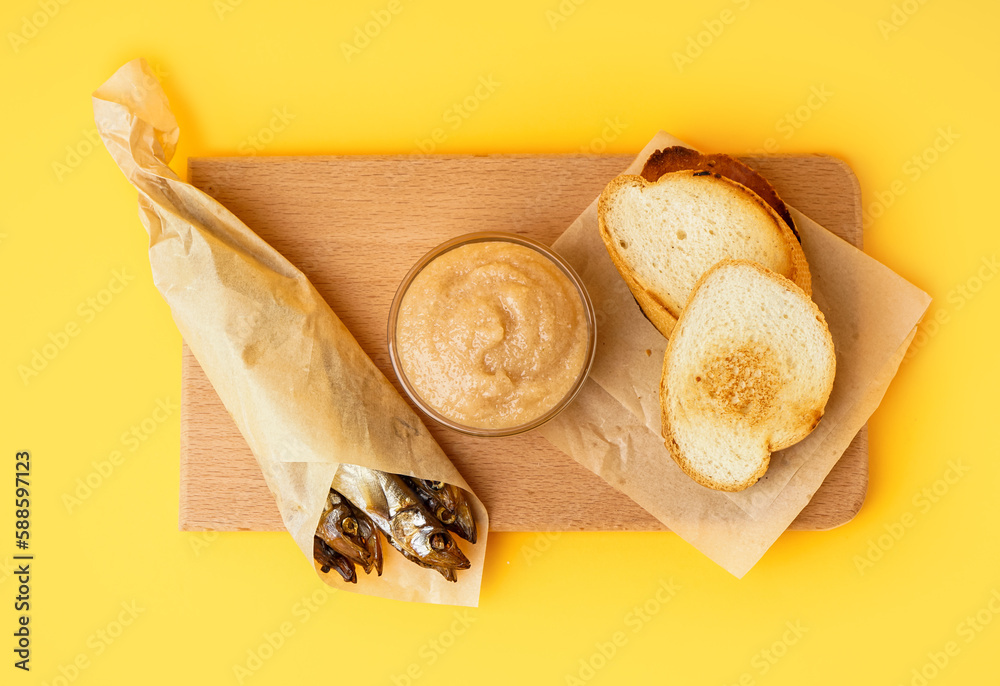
top-left (93, 58), bottom-right (488, 606)
top-left (538, 132), bottom-right (931, 577)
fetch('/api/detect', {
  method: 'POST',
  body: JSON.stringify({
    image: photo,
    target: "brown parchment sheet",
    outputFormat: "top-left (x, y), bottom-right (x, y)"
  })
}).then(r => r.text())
top-left (538, 131), bottom-right (931, 577)
top-left (93, 59), bottom-right (488, 606)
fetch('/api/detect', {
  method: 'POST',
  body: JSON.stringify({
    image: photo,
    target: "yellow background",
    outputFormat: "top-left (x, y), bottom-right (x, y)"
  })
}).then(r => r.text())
top-left (2, 0), bottom-right (998, 683)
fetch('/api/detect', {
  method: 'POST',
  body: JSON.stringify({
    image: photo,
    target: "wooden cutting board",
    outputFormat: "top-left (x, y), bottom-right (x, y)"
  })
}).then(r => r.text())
top-left (180, 154), bottom-right (867, 533)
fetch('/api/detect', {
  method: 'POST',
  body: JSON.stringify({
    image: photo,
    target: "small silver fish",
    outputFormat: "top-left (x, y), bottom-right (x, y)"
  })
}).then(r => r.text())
top-left (333, 464), bottom-right (470, 580)
top-left (313, 536), bottom-right (357, 584)
top-left (404, 477), bottom-right (478, 544)
top-left (316, 489), bottom-right (383, 575)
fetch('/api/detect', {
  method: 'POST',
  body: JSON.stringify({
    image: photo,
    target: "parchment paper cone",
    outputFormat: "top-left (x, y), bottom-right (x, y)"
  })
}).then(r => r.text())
top-left (93, 58), bottom-right (487, 606)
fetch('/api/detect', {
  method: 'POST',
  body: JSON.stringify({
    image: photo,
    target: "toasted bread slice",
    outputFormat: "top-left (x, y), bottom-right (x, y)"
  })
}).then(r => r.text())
top-left (598, 169), bottom-right (810, 338)
top-left (640, 147), bottom-right (799, 241)
top-left (660, 260), bottom-right (835, 492)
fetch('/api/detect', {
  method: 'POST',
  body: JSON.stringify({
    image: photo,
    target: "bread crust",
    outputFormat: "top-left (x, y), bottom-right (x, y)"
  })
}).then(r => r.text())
top-left (641, 147), bottom-right (799, 241)
top-left (659, 259), bottom-right (836, 492)
top-left (598, 172), bottom-right (812, 339)
top-left (597, 173), bottom-right (683, 337)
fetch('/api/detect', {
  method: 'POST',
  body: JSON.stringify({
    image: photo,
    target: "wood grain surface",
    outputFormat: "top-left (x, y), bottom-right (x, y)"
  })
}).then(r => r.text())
top-left (180, 154), bottom-right (867, 533)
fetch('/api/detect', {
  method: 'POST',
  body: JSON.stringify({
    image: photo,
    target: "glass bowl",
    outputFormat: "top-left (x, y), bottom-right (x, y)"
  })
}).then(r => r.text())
top-left (387, 232), bottom-right (596, 437)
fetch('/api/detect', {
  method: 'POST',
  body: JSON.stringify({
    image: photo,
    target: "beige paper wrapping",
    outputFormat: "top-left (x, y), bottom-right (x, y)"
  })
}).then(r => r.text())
top-left (93, 59), bottom-right (488, 606)
top-left (538, 131), bottom-right (931, 577)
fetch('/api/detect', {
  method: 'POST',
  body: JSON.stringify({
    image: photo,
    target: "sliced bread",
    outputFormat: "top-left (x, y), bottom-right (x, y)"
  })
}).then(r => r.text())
top-left (660, 260), bottom-right (835, 492)
top-left (598, 164), bottom-right (810, 338)
top-left (640, 146), bottom-right (799, 240)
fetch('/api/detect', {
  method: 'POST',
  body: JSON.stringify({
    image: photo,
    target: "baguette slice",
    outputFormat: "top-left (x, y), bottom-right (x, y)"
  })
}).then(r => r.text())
top-left (640, 146), bottom-right (799, 241)
top-left (598, 166), bottom-right (810, 338)
top-left (661, 260), bottom-right (835, 492)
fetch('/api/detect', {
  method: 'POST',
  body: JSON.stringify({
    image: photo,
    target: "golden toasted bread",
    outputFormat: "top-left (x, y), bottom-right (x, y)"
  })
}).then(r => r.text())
top-left (660, 260), bottom-right (835, 492)
top-left (598, 168), bottom-right (810, 338)
top-left (640, 147), bottom-right (799, 241)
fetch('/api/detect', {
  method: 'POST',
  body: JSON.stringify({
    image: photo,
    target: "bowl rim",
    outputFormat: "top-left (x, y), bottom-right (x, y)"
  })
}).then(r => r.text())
top-left (387, 231), bottom-right (597, 438)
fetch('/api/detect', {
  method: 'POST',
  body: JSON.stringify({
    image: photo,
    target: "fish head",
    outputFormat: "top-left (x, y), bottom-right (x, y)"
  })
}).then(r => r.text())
top-left (318, 506), bottom-right (378, 571)
top-left (354, 517), bottom-right (383, 575)
top-left (391, 508), bottom-right (471, 570)
top-left (447, 495), bottom-right (477, 544)
top-left (421, 481), bottom-right (478, 544)
top-left (313, 536), bottom-right (357, 584)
